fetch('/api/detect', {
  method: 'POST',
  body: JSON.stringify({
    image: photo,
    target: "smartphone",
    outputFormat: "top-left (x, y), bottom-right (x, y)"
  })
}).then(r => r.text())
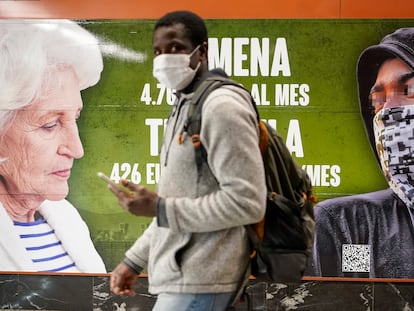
top-left (97, 172), bottom-right (131, 193)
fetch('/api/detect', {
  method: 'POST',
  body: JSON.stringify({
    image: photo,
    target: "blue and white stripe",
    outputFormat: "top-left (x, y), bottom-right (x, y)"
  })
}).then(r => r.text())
top-left (14, 217), bottom-right (79, 272)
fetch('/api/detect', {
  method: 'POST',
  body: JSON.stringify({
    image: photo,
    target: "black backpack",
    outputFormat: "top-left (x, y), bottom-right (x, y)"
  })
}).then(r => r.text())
top-left (182, 74), bottom-right (316, 283)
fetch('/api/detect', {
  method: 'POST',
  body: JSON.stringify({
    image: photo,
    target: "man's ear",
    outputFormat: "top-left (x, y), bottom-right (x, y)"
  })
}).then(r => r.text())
top-left (199, 41), bottom-right (208, 60)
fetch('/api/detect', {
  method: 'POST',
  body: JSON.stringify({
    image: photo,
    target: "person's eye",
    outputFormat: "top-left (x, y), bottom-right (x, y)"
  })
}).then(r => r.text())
top-left (404, 83), bottom-right (414, 98)
top-left (41, 121), bottom-right (57, 131)
top-left (171, 44), bottom-right (185, 54)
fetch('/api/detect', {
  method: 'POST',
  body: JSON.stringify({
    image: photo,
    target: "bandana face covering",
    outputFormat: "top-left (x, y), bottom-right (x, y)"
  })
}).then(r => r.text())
top-left (373, 105), bottom-right (414, 208)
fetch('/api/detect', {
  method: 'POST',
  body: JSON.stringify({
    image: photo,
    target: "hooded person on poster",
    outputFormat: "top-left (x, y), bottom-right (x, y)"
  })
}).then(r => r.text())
top-left (309, 28), bottom-right (414, 278)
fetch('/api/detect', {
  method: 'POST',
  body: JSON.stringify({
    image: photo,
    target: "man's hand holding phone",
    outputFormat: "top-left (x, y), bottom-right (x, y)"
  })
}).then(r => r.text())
top-left (97, 172), bottom-right (131, 194)
top-left (97, 172), bottom-right (158, 217)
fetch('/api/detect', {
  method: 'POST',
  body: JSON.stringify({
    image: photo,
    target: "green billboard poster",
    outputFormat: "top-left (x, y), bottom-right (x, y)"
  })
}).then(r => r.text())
top-left (1, 18), bottom-right (413, 278)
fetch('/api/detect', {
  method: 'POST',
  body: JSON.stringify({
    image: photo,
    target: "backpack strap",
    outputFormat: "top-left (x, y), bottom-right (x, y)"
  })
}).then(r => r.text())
top-left (182, 76), bottom-right (250, 181)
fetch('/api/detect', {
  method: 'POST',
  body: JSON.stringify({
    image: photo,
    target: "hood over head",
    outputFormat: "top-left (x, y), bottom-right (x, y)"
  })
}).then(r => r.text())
top-left (357, 27), bottom-right (414, 162)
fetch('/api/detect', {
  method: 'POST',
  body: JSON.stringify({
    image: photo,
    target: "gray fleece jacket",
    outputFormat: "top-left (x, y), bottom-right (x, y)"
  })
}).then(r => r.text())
top-left (125, 78), bottom-right (266, 295)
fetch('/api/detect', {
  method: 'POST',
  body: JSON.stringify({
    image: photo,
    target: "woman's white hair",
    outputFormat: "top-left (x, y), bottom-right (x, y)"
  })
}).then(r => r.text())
top-left (0, 19), bottom-right (103, 132)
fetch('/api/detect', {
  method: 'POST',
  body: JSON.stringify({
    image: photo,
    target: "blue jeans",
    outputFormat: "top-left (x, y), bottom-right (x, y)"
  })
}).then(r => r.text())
top-left (152, 292), bottom-right (234, 311)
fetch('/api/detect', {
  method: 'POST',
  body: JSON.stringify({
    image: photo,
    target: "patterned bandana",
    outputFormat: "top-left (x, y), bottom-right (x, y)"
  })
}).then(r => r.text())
top-left (373, 105), bottom-right (414, 208)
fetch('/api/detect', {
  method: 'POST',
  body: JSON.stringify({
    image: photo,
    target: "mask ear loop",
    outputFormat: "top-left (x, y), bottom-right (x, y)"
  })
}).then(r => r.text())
top-left (188, 45), bottom-right (201, 68)
top-left (185, 45), bottom-right (202, 81)
top-left (189, 45), bottom-right (201, 57)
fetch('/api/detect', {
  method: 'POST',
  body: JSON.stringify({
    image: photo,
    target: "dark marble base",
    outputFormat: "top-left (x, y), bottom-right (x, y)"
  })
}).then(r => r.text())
top-left (1, 273), bottom-right (414, 310)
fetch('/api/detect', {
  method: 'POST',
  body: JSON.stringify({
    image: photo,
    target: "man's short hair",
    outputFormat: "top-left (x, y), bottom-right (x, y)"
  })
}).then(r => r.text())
top-left (154, 10), bottom-right (208, 47)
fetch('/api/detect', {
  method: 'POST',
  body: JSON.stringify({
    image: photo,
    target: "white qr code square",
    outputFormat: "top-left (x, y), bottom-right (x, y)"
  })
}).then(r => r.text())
top-left (342, 244), bottom-right (371, 273)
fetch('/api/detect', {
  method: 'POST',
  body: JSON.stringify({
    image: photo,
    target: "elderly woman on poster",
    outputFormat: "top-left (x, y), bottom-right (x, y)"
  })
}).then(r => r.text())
top-left (0, 20), bottom-right (106, 272)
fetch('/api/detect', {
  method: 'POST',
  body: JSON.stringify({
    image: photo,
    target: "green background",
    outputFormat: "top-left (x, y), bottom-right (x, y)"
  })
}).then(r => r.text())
top-left (67, 19), bottom-right (412, 271)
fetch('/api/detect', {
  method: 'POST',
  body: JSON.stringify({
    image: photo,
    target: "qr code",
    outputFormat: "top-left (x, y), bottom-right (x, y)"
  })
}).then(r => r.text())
top-left (342, 244), bottom-right (371, 273)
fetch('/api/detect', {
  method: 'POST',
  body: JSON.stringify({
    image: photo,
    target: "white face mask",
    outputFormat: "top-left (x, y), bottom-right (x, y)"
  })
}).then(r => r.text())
top-left (153, 45), bottom-right (201, 91)
top-left (373, 105), bottom-right (414, 208)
